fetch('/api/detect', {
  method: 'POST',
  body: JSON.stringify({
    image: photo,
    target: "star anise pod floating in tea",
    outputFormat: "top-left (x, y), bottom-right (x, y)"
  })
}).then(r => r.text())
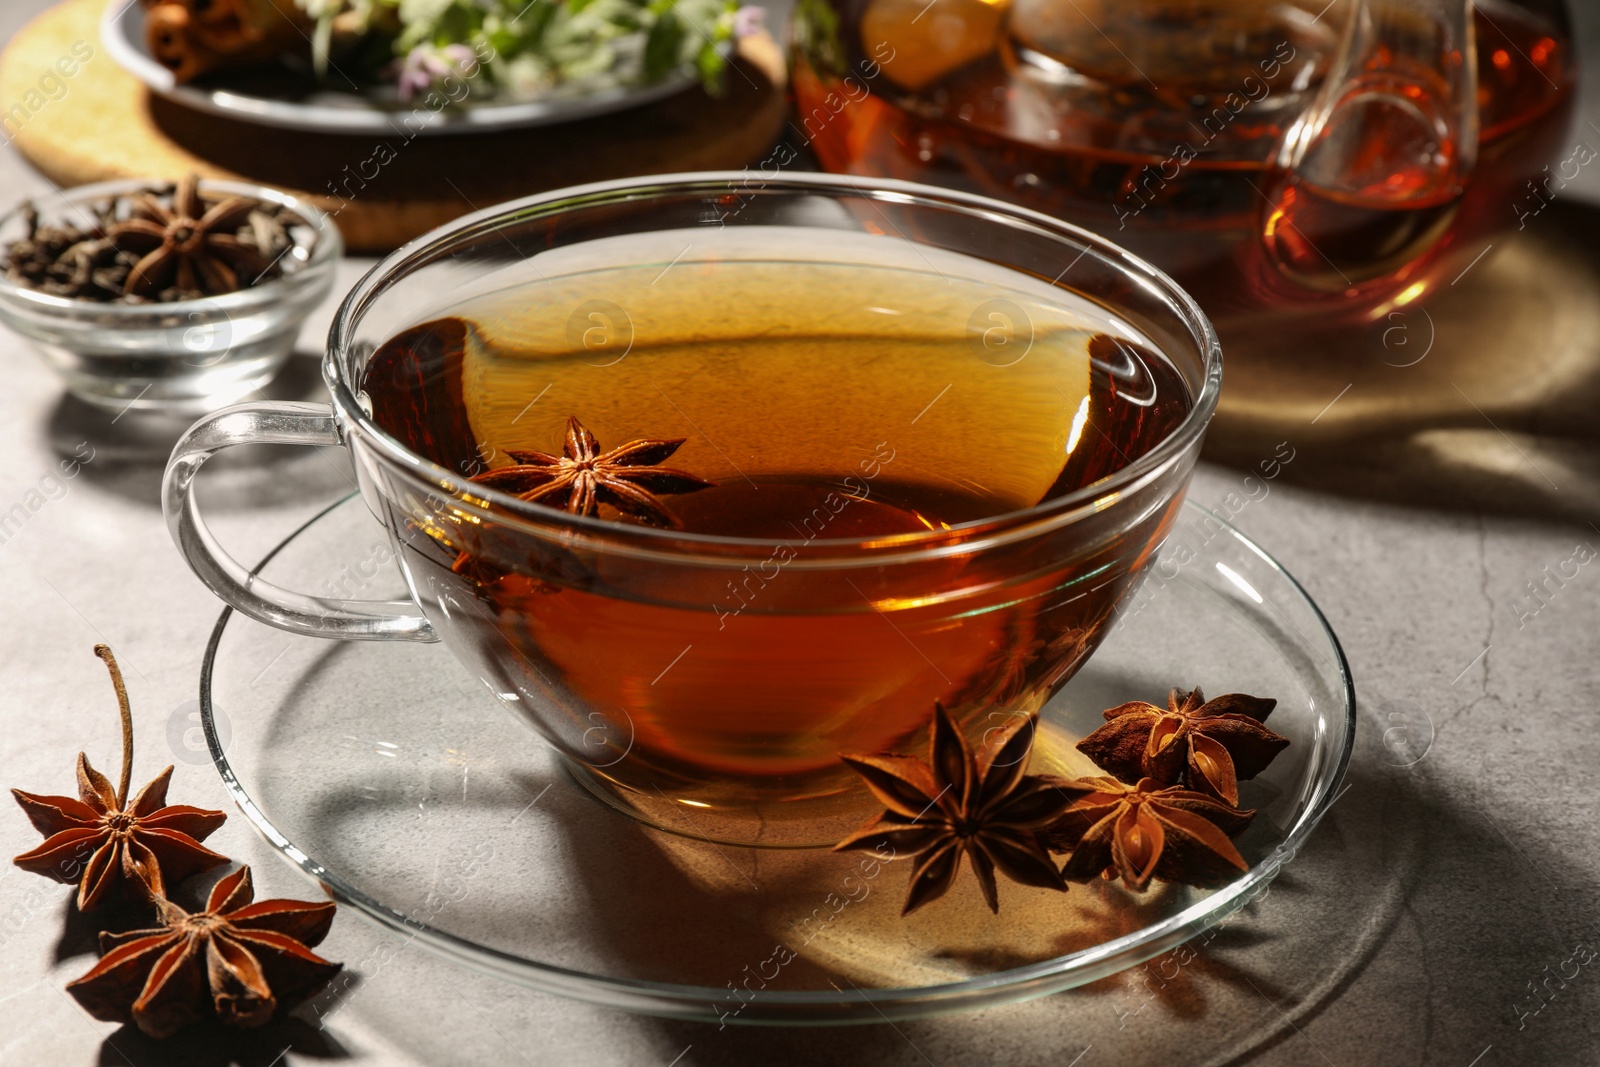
top-left (106, 173), bottom-right (273, 298)
top-left (835, 704), bottom-right (1072, 915)
top-left (1076, 687), bottom-right (1289, 805)
top-left (470, 415), bottom-right (715, 528)
top-left (449, 549), bottom-right (566, 597)
top-left (1041, 776), bottom-right (1255, 892)
top-left (450, 548), bottom-right (508, 587)
top-left (11, 646), bottom-right (228, 911)
top-left (67, 865), bottom-right (341, 1039)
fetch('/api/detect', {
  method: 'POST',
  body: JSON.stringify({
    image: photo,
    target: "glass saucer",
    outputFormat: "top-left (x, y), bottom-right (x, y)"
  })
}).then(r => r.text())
top-left (200, 494), bottom-right (1354, 1024)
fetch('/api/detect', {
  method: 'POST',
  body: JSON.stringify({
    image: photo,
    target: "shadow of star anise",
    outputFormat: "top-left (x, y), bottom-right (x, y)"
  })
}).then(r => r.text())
top-left (1076, 687), bottom-right (1289, 805)
top-left (834, 703), bottom-right (1073, 915)
top-left (67, 866), bottom-right (341, 1040)
top-left (470, 415), bottom-right (714, 528)
top-left (1041, 775), bottom-right (1255, 892)
top-left (95, 1013), bottom-right (351, 1067)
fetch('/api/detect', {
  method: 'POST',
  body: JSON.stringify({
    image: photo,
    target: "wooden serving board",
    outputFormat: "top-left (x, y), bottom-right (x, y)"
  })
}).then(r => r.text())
top-left (0, 0), bottom-right (789, 252)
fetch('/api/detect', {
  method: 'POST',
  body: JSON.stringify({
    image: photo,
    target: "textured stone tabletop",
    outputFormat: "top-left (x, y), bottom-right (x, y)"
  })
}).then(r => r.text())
top-left (1, 2), bottom-right (1599, 1064)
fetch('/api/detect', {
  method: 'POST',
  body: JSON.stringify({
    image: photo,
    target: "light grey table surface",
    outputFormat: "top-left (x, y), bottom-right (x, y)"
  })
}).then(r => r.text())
top-left (2, 3), bottom-right (1600, 1065)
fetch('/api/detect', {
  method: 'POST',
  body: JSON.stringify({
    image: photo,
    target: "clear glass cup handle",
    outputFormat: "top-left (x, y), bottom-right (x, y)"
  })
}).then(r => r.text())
top-left (163, 401), bottom-right (438, 643)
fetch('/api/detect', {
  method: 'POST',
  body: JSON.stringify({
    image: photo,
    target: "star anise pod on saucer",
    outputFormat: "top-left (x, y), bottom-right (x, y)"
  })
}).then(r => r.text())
top-left (11, 646), bottom-right (228, 911)
top-left (1041, 775), bottom-right (1255, 891)
top-left (834, 704), bottom-right (1073, 915)
top-left (66, 865), bottom-right (341, 1039)
top-left (1076, 687), bottom-right (1289, 805)
top-left (106, 174), bottom-right (271, 298)
top-left (470, 415), bottom-right (715, 528)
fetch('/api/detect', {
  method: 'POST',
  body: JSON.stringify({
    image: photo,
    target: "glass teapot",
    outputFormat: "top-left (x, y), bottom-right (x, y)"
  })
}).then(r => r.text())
top-left (791, 0), bottom-right (1574, 341)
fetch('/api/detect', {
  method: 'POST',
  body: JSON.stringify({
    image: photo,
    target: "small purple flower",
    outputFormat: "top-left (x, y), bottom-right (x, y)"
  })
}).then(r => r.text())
top-left (732, 5), bottom-right (764, 38)
top-left (392, 44), bottom-right (482, 104)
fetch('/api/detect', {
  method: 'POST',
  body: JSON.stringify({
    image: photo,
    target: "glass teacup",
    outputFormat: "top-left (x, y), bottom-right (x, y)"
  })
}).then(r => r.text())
top-left (164, 173), bottom-right (1220, 846)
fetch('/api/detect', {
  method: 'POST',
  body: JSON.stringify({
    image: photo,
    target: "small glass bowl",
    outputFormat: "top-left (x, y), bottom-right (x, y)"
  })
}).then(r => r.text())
top-left (0, 178), bottom-right (341, 414)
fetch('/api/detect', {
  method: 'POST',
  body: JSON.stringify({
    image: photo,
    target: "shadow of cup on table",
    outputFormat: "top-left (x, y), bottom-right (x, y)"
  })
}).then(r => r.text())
top-left (40, 348), bottom-right (336, 507)
top-left (1204, 198), bottom-right (1600, 526)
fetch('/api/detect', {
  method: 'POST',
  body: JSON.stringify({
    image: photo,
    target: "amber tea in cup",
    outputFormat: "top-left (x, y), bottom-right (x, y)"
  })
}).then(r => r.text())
top-left (164, 176), bottom-right (1219, 847)
top-left (360, 226), bottom-right (1197, 842)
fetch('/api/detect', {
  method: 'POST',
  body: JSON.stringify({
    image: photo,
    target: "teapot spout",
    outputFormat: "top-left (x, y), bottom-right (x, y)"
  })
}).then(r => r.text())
top-left (1261, 0), bottom-right (1477, 292)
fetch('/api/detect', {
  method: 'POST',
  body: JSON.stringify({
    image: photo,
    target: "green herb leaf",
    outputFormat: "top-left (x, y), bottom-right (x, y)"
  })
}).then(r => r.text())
top-left (643, 5), bottom-right (687, 83)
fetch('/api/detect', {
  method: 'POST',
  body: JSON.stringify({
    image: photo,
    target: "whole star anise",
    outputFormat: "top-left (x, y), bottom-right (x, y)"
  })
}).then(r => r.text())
top-left (834, 703), bottom-right (1073, 915)
top-left (1041, 775), bottom-right (1255, 891)
top-left (106, 174), bottom-right (271, 298)
top-left (470, 415), bottom-right (715, 528)
top-left (1076, 687), bottom-right (1289, 805)
top-left (66, 865), bottom-right (341, 1039)
top-left (11, 646), bottom-right (227, 910)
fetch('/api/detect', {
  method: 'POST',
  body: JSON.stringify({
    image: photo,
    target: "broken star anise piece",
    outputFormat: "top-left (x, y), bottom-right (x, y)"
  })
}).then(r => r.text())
top-left (11, 646), bottom-right (228, 911)
top-left (66, 865), bottom-right (341, 1039)
top-left (470, 415), bottom-right (715, 528)
top-left (1041, 775), bottom-right (1255, 892)
top-left (106, 173), bottom-right (272, 298)
top-left (1076, 686), bottom-right (1289, 805)
top-left (834, 703), bottom-right (1073, 915)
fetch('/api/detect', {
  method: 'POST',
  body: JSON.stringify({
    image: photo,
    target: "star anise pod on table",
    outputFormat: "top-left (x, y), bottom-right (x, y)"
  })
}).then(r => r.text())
top-left (1040, 776), bottom-right (1256, 891)
top-left (834, 704), bottom-right (1073, 915)
top-left (1076, 687), bottom-right (1289, 805)
top-left (66, 865), bottom-right (341, 1039)
top-left (11, 646), bottom-right (228, 911)
top-left (470, 415), bottom-right (715, 528)
top-left (105, 174), bottom-right (272, 298)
